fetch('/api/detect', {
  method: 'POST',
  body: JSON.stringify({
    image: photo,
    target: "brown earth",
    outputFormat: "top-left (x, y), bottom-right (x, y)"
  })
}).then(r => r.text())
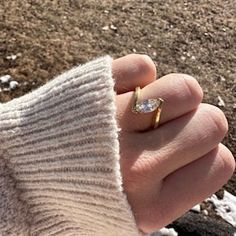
top-left (0, 0), bottom-right (235, 233)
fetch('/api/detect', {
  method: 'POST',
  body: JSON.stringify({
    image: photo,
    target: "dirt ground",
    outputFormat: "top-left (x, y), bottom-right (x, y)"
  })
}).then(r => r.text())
top-left (0, 0), bottom-right (235, 231)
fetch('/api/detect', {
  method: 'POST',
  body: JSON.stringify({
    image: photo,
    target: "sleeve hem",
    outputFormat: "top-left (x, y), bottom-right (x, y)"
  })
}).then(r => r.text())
top-left (0, 56), bottom-right (141, 235)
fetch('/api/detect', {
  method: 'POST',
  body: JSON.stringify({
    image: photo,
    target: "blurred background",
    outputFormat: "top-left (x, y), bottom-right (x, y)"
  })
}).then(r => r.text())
top-left (0, 1), bottom-right (235, 235)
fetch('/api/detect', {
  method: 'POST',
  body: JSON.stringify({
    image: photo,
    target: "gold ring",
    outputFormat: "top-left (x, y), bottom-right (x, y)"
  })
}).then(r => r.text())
top-left (132, 87), bottom-right (164, 129)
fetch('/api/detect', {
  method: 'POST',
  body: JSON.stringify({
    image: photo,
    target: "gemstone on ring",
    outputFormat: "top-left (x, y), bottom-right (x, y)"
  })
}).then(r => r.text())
top-left (133, 99), bottom-right (162, 113)
top-left (132, 86), bottom-right (164, 129)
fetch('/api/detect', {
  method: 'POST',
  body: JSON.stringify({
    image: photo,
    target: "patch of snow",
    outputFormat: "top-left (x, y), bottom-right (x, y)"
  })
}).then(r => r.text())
top-left (152, 227), bottom-right (178, 236)
top-left (217, 95), bottom-right (225, 107)
top-left (9, 81), bottom-right (19, 90)
top-left (202, 209), bottom-right (208, 216)
top-left (220, 76), bottom-right (226, 82)
top-left (0, 75), bottom-right (19, 91)
top-left (191, 204), bottom-right (201, 213)
top-left (207, 191), bottom-right (236, 227)
top-left (6, 54), bottom-right (17, 60)
top-left (102, 26), bottom-right (109, 31)
top-left (0, 74), bottom-right (11, 83)
top-left (110, 24), bottom-right (117, 31)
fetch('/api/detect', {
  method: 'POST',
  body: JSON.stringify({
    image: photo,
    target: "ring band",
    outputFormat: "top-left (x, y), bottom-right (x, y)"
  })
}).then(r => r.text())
top-left (132, 87), bottom-right (164, 129)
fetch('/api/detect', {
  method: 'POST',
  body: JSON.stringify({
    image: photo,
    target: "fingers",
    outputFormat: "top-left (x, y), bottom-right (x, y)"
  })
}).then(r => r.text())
top-left (149, 144), bottom-right (235, 232)
top-left (128, 104), bottom-right (229, 180)
top-left (116, 73), bottom-right (203, 132)
top-left (119, 101), bottom-right (234, 233)
top-left (112, 54), bottom-right (156, 94)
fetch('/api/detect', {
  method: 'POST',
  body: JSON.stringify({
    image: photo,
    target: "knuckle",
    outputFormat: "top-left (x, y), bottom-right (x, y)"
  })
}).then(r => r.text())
top-left (138, 206), bottom-right (162, 233)
top-left (136, 54), bottom-right (156, 77)
top-left (202, 104), bottom-right (228, 139)
top-left (180, 74), bottom-right (203, 104)
top-left (218, 145), bottom-right (235, 178)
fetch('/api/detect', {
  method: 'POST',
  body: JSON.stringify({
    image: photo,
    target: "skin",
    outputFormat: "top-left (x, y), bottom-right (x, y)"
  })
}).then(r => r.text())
top-left (112, 54), bottom-right (235, 233)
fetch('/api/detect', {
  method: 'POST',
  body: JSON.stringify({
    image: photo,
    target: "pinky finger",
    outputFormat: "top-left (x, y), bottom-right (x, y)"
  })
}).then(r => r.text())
top-left (142, 144), bottom-right (235, 233)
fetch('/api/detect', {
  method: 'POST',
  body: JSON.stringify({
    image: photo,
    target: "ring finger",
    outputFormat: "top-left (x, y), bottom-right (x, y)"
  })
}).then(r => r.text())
top-left (116, 73), bottom-right (203, 132)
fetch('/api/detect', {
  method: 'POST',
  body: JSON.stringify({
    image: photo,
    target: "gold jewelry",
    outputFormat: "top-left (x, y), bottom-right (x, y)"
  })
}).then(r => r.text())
top-left (132, 87), bottom-right (164, 129)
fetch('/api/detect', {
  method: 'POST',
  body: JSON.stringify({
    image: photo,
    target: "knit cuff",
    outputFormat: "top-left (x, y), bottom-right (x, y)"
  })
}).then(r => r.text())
top-left (0, 56), bottom-right (140, 235)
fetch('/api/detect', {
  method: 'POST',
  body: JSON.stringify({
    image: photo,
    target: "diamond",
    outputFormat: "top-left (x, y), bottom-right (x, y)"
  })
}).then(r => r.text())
top-left (135, 99), bottom-right (161, 113)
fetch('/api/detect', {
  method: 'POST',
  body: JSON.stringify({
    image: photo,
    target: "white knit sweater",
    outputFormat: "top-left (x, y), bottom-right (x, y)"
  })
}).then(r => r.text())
top-left (0, 56), bottom-right (141, 236)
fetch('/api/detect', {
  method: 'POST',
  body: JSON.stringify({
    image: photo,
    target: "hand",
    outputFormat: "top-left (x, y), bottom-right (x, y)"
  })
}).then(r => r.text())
top-left (112, 54), bottom-right (235, 233)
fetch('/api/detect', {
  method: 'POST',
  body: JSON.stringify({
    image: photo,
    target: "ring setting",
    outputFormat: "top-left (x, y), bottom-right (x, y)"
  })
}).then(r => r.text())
top-left (132, 87), bottom-right (164, 129)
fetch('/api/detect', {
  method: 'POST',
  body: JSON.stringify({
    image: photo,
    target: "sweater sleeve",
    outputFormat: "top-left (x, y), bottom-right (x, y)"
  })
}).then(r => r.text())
top-left (0, 56), bottom-right (141, 236)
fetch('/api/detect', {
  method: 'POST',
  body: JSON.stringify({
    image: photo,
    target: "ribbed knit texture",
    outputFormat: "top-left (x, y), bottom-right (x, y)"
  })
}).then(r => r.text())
top-left (0, 56), bottom-right (140, 236)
